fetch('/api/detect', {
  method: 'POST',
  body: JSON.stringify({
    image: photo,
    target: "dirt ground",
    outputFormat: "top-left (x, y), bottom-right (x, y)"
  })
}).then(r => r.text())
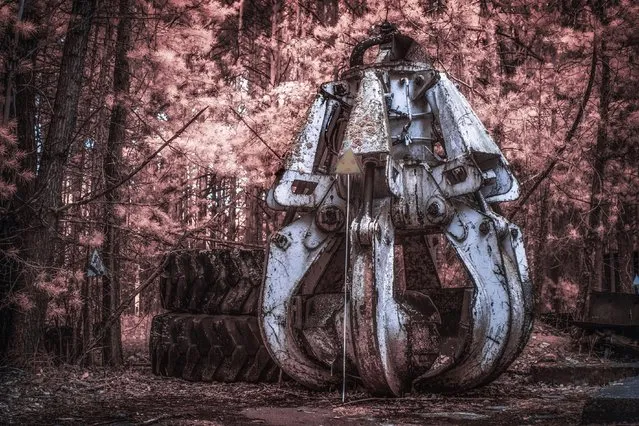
top-left (0, 321), bottom-right (628, 425)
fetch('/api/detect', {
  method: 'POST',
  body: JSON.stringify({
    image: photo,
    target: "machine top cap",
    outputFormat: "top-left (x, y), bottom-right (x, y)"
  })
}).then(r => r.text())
top-left (349, 22), bottom-right (417, 68)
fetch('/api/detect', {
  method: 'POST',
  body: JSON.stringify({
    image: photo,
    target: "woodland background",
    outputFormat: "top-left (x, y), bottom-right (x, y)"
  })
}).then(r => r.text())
top-left (0, 0), bottom-right (637, 367)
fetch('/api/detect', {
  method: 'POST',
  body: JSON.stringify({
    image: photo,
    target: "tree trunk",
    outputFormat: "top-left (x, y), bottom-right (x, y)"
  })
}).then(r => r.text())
top-left (269, 0), bottom-right (280, 88)
top-left (0, 0), bottom-right (38, 362)
top-left (617, 201), bottom-right (634, 293)
top-left (243, 187), bottom-right (261, 244)
top-left (101, 0), bottom-right (132, 366)
top-left (227, 177), bottom-right (237, 240)
top-left (8, 0), bottom-right (96, 363)
top-left (533, 182), bottom-right (550, 312)
top-left (532, 63), bottom-right (550, 314)
top-left (578, 38), bottom-right (610, 319)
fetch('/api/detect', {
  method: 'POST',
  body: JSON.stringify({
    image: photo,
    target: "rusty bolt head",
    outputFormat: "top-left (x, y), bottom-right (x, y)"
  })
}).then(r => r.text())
top-left (415, 74), bottom-right (425, 85)
top-left (425, 197), bottom-right (450, 225)
top-left (316, 205), bottom-right (345, 233)
top-left (479, 220), bottom-right (491, 235)
top-left (427, 202), bottom-right (441, 217)
top-left (272, 233), bottom-right (290, 250)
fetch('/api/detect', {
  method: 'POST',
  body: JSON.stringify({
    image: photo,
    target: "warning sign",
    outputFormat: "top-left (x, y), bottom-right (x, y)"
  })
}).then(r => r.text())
top-left (87, 249), bottom-right (107, 277)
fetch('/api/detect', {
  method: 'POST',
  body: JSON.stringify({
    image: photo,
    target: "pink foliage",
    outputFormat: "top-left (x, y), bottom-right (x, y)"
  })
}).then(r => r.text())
top-left (78, 231), bottom-right (104, 248)
top-left (11, 292), bottom-right (34, 313)
top-left (87, 231), bottom-right (104, 248)
top-left (2, 0), bottom-right (636, 332)
top-left (0, 181), bottom-right (17, 199)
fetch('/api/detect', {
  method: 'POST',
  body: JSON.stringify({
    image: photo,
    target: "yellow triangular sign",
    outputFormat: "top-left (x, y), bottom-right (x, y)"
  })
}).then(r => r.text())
top-left (335, 147), bottom-right (361, 174)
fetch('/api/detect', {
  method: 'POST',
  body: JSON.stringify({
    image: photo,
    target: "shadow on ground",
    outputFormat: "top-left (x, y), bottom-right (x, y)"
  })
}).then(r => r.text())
top-left (0, 364), bottom-right (597, 425)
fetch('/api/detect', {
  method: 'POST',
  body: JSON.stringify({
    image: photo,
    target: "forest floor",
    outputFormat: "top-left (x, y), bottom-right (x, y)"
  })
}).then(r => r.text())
top-left (0, 319), bottom-right (635, 426)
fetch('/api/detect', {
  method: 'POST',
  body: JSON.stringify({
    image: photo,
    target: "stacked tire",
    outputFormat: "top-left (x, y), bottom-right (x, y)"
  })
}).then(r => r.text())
top-left (150, 249), bottom-right (279, 382)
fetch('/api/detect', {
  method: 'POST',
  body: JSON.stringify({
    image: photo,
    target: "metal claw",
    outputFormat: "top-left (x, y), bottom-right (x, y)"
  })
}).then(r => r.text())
top-left (260, 25), bottom-right (533, 397)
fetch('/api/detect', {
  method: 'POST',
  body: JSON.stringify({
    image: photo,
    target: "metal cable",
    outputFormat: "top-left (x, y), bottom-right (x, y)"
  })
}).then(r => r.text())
top-left (341, 174), bottom-right (350, 402)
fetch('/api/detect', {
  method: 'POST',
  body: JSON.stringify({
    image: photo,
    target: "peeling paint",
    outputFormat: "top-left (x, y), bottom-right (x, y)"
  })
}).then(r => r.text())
top-left (260, 26), bottom-right (532, 397)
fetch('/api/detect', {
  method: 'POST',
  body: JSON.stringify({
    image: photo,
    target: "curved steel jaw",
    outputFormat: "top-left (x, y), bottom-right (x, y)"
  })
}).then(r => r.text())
top-left (260, 37), bottom-right (533, 396)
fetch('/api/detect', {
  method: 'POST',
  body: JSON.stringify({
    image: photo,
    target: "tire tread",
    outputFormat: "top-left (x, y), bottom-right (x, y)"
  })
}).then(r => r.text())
top-left (150, 313), bottom-right (277, 383)
top-left (160, 249), bottom-right (264, 315)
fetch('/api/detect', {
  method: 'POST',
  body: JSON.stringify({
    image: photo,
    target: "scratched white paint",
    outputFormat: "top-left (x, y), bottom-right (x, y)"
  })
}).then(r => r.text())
top-left (260, 214), bottom-right (339, 389)
top-left (426, 74), bottom-right (519, 203)
top-left (260, 36), bottom-right (532, 396)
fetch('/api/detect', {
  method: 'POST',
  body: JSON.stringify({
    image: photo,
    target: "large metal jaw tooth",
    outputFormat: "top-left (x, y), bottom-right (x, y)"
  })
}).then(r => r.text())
top-left (415, 203), bottom-right (532, 392)
top-left (349, 198), bottom-right (408, 396)
top-left (260, 213), bottom-right (342, 389)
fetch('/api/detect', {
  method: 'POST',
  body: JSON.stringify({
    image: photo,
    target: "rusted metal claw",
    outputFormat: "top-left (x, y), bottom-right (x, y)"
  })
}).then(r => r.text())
top-left (260, 26), bottom-right (533, 396)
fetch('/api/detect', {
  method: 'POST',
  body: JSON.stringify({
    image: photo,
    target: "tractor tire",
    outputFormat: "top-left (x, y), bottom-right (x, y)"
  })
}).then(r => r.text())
top-left (160, 249), bottom-right (264, 315)
top-left (150, 313), bottom-right (279, 383)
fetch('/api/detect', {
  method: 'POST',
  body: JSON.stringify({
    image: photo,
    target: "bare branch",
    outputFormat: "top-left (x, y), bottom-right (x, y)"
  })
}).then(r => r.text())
top-left (229, 106), bottom-right (283, 160)
top-left (495, 29), bottom-right (544, 63)
top-left (508, 36), bottom-right (598, 220)
top-left (59, 106), bottom-right (208, 213)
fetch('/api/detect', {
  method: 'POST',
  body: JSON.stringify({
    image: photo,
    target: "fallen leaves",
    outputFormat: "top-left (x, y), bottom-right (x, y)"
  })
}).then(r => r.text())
top-left (1, 321), bottom-right (634, 425)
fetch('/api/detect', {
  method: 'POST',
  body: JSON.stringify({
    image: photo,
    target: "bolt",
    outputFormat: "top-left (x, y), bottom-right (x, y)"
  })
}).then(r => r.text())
top-left (479, 220), bottom-right (491, 235)
top-left (511, 228), bottom-right (518, 238)
top-left (415, 74), bottom-right (425, 85)
top-left (316, 205), bottom-right (345, 233)
top-left (425, 197), bottom-right (450, 225)
top-left (427, 202), bottom-right (441, 217)
top-left (273, 233), bottom-right (290, 250)
top-left (325, 210), bottom-right (337, 223)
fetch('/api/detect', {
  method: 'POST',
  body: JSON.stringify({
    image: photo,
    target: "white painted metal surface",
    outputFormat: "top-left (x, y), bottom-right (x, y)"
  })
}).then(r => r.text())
top-left (259, 26), bottom-right (533, 397)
